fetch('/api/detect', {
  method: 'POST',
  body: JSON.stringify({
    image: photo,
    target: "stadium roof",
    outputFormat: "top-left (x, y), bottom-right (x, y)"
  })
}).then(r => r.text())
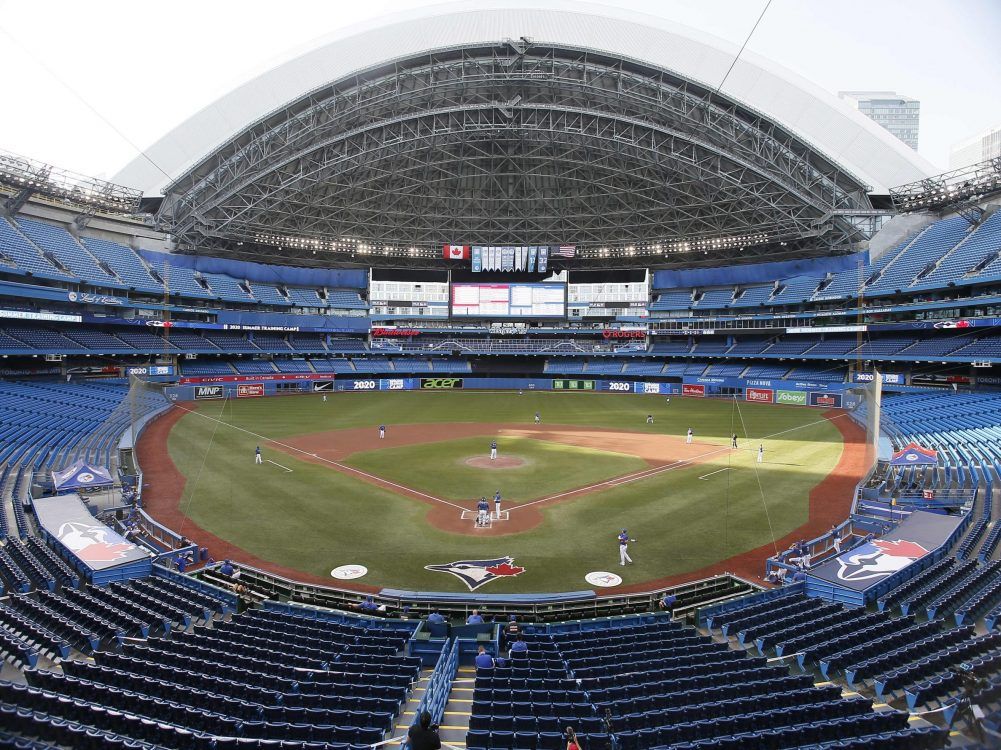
top-left (121, 1), bottom-right (938, 264)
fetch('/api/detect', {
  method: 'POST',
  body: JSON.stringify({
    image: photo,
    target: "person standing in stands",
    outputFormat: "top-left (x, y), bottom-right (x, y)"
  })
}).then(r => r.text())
top-left (255, 446), bottom-right (262, 464)
top-left (466, 609), bottom-right (484, 624)
top-left (565, 727), bottom-right (581, 750)
top-left (503, 614), bottom-right (520, 649)
top-left (427, 611), bottom-right (446, 625)
top-left (407, 711), bottom-right (442, 750)
top-left (474, 645), bottom-right (495, 669)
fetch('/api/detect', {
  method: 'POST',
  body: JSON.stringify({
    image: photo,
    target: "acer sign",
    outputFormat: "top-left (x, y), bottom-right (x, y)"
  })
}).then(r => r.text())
top-left (601, 329), bottom-right (646, 340)
top-left (746, 387), bottom-right (773, 403)
top-left (682, 383), bottom-right (705, 397)
top-left (371, 328), bottom-right (421, 337)
top-left (237, 384), bottom-right (264, 398)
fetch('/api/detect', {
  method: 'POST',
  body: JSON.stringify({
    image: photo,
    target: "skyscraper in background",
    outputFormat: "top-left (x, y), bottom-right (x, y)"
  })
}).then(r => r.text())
top-left (838, 91), bottom-right (920, 151)
top-left (949, 125), bottom-right (1001, 169)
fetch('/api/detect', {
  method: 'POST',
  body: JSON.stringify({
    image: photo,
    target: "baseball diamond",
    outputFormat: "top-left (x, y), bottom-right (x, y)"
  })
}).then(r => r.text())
top-left (138, 390), bottom-right (862, 592)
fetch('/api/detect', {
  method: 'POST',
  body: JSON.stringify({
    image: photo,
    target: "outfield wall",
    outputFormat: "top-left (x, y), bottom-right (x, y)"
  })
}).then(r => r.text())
top-left (164, 374), bottom-right (848, 403)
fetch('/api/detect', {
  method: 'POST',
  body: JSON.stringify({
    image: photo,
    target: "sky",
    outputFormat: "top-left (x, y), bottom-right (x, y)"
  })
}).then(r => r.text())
top-left (0, 0), bottom-right (999, 188)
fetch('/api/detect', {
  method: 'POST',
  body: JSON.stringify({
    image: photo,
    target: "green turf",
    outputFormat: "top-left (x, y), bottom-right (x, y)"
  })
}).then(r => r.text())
top-left (166, 392), bottom-right (847, 592)
top-left (345, 435), bottom-right (647, 502)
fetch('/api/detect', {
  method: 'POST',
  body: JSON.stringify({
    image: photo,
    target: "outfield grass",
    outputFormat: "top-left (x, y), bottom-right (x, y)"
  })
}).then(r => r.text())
top-left (166, 392), bottom-right (846, 592)
top-left (346, 436), bottom-right (647, 502)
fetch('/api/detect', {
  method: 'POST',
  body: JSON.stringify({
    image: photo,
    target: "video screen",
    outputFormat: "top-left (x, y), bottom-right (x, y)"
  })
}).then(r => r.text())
top-left (450, 282), bottom-right (566, 318)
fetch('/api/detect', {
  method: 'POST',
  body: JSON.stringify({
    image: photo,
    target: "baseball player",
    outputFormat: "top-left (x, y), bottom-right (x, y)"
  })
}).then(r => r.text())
top-left (686, 427), bottom-right (693, 444)
top-left (534, 412), bottom-right (541, 424)
top-left (494, 490), bottom-right (502, 519)
top-left (618, 529), bottom-right (634, 566)
top-left (490, 440), bottom-right (498, 460)
top-left (379, 424), bottom-right (386, 439)
top-left (731, 433), bottom-right (738, 449)
top-left (757, 444), bottom-right (764, 463)
top-left (646, 414), bottom-right (654, 424)
top-left (322, 394), bottom-right (327, 403)
top-left (255, 446), bottom-right (262, 465)
top-left (476, 497), bottom-right (490, 527)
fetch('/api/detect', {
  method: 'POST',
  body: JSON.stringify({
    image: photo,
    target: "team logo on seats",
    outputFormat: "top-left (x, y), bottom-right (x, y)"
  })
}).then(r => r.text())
top-left (424, 556), bottom-right (525, 590)
top-left (835, 539), bottom-right (930, 582)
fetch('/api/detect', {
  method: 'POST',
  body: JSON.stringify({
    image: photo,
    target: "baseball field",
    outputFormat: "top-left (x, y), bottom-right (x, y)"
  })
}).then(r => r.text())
top-left (138, 391), bottom-right (865, 593)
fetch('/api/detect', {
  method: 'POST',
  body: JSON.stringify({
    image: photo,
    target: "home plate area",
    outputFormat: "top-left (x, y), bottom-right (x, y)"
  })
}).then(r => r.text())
top-left (460, 509), bottom-right (510, 528)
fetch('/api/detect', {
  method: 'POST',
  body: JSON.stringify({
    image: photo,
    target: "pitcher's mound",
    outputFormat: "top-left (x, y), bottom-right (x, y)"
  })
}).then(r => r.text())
top-left (464, 456), bottom-right (526, 469)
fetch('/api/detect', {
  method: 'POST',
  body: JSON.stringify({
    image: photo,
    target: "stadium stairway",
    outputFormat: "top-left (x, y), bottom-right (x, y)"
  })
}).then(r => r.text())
top-left (396, 665), bottom-right (473, 747)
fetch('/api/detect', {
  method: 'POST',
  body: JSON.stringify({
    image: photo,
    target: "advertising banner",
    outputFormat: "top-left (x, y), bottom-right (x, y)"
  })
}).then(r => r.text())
top-left (420, 377), bottom-right (464, 390)
top-left (340, 379), bottom-right (379, 391)
top-left (810, 392), bottom-right (843, 408)
top-left (180, 373), bottom-right (330, 385)
top-left (746, 387), bottom-right (774, 403)
top-left (776, 390), bottom-right (808, 406)
top-left (682, 383), bottom-right (705, 397)
top-left (852, 371), bottom-right (904, 385)
top-left (194, 385), bottom-right (224, 400)
top-left (380, 378), bottom-right (410, 391)
top-left (634, 381), bottom-right (669, 395)
top-left (312, 380), bottom-right (334, 392)
top-left (809, 510), bottom-right (962, 592)
top-left (604, 381), bottom-right (633, 393)
top-left (237, 384), bottom-right (264, 398)
top-left (126, 365), bottom-right (175, 377)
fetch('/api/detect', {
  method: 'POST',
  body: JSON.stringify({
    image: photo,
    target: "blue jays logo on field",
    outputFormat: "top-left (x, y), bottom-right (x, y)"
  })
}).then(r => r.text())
top-left (836, 539), bottom-right (930, 582)
top-left (425, 557), bottom-right (526, 591)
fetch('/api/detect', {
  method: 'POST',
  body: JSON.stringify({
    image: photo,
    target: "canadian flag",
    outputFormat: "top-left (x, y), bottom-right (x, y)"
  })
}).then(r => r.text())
top-left (443, 244), bottom-right (470, 259)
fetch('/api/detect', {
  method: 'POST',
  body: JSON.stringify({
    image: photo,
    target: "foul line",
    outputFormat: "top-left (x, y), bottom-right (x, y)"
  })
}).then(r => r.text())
top-left (511, 412), bottom-right (852, 512)
top-left (173, 404), bottom-right (849, 517)
top-left (172, 405), bottom-right (468, 512)
top-left (699, 467), bottom-right (731, 480)
top-left (265, 459), bottom-right (293, 473)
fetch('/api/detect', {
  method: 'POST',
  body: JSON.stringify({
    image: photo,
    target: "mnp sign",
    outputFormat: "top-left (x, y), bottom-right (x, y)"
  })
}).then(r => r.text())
top-left (194, 385), bottom-right (224, 400)
top-left (776, 390), bottom-right (807, 406)
top-left (420, 378), bottom-right (463, 389)
top-left (746, 387), bottom-right (773, 403)
top-left (810, 392), bottom-right (843, 408)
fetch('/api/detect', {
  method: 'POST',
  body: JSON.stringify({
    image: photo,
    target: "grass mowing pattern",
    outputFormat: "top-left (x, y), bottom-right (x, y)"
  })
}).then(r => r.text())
top-left (167, 392), bottom-right (844, 592)
top-left (346, 436), bottom-right (647, 502)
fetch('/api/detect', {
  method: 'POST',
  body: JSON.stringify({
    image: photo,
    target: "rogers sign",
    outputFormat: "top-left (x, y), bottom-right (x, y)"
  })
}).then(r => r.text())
top-left (602, 329), bottom-right (646, 339)
top-left (371, 328), bottom-right (420, 337)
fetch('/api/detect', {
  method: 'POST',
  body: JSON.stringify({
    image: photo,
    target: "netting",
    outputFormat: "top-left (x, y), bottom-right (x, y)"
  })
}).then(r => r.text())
top-left (842, 369), bottom-right (883, 473)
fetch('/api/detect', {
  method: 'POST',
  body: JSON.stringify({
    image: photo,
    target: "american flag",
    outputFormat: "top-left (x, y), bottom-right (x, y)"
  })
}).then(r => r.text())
top-left (552, 245), bottom-right (577, 258)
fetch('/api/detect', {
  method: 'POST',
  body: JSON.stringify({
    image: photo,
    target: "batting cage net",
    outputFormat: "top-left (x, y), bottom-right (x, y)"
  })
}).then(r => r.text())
top-left (842, 370), bottom-right (884, 474)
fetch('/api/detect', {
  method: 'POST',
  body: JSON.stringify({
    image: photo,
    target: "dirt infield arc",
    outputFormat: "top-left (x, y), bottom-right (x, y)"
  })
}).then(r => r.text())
top-left (137, 405), bottom-right (867, 593)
